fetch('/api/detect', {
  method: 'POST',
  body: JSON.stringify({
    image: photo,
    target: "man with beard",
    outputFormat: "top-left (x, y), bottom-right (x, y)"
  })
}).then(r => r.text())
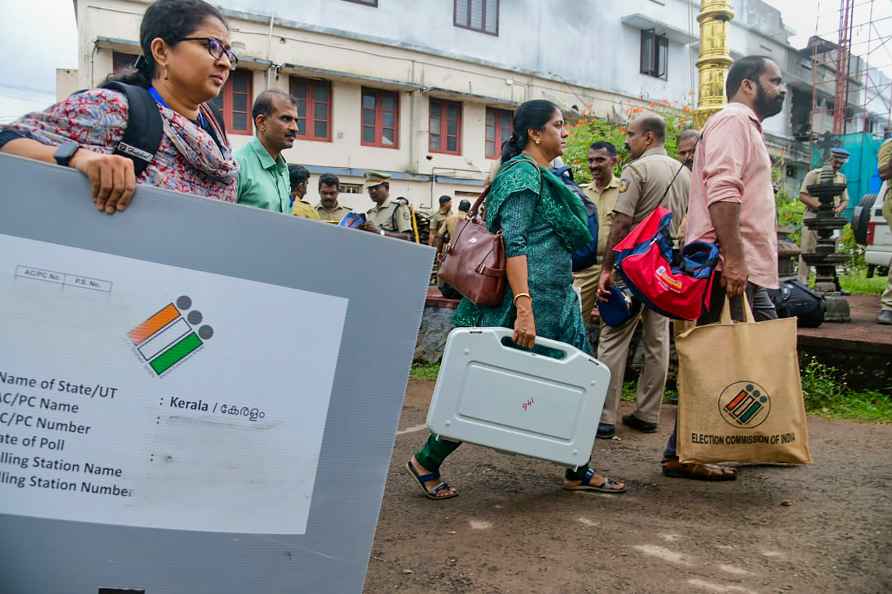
top-left (595, 114), bottom-right (690, 439)
top-left (660, 55), bottom-right (784, 481)
top-left (236, 90), bottom-right (298, 213)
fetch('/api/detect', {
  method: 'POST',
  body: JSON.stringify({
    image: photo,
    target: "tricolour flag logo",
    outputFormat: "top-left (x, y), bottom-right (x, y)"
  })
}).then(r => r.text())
top-left (128, 295), bottom-right (213, 377)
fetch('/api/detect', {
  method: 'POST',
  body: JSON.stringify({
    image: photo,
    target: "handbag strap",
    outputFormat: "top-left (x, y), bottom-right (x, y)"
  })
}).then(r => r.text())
top-left (448, 188), bottom-right (494, 254)
top-left (470, 155), bottom-right (544, 221)
top-left (468, 186), bottom-right (490, 219)
top-left (450, 156), bottom-right (544, 256)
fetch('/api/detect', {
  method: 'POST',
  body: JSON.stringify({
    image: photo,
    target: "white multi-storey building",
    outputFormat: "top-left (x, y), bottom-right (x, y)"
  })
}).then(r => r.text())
top-left (58, 0), bottom-right (890, 210)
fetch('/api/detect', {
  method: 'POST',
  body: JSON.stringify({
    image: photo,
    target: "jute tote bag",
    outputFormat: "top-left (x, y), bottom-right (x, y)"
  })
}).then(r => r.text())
top-left (676, 296), bottom-right (812, 465)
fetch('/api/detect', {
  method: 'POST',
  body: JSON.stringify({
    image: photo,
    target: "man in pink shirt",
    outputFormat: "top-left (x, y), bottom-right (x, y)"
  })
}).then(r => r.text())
top-left (662, 55), bottom-right (786, 481)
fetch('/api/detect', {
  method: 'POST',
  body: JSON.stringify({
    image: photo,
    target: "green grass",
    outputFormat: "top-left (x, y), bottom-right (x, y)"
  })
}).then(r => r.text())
top-left (839, 269), bottom-right (887, 296)
top-left (414, 358), bottom-right (891, 423)
top-left (616, 359), bottom-right (890, 423)
top-left (800, 356), bottom-right (892, 422)
top-left (410, 362), bottom-right (441, 381)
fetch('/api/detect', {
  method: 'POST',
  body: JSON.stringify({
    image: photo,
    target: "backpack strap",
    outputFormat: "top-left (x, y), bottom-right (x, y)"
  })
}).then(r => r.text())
top-left (99, 81), bottom-right (163, 178)
top-left (206, 101), bottom-right (227, 137)
top-left (200, 101), bottom-right (228, 147)
top-left (391, 202), bottom-right (410, 231)
top-left (391, 202), bottom-right (400, 231)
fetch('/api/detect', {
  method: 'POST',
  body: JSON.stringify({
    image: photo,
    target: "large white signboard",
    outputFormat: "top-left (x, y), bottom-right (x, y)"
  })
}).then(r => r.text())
top-left (0, 154), bottom-right (434, 594)
top-left (1, 235), bottom-right (347, 534)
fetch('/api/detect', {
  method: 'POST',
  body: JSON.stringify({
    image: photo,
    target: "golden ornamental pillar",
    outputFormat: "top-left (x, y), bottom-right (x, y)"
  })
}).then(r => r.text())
top-left (694, 0), bottom-right (735, 128)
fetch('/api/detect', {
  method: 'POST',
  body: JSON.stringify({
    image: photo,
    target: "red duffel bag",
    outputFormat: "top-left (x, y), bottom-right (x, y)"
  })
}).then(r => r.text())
top-left (612, 207), bottom-right (719, 321)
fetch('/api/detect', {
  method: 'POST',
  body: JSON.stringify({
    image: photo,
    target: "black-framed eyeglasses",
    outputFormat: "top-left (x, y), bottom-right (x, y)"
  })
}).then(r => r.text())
top-left (181, 37), bottom-right (239, 70)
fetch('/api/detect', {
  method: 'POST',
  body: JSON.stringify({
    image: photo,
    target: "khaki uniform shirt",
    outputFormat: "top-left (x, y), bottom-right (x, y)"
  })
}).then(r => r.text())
top-left (367, 199), bottom-right (413, 233)
top-left (583, 174), bottom-right (621, 260)
top-left (800, 168), bottom-right (849, 219)
top-left (878, 139), bottom-right (892, 201)
top-left (614, 146), bottom-right (690, 240)
top-left (429, 207), bottom-right (452, 240)
top-left (291, 200), bottom-right (321, 220)
top-left (316, 204), bottom-right (352, 224)
top-left (439, 212), bottom-right (469, 242)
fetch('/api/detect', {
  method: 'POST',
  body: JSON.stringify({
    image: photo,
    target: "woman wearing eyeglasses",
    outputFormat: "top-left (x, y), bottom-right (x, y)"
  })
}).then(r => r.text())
top-left (0, 0), bottom-right (239, 213)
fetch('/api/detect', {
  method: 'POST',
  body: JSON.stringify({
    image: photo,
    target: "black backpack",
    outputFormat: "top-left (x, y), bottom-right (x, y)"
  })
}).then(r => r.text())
top-left (767, 279), bottom-right (825, 328)
top-left (89, 81), bottom-right (226, 177)
top-left (89, 81), bottom-right (163, 178)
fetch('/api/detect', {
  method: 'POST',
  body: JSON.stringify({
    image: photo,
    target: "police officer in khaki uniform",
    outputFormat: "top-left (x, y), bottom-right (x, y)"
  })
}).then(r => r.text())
top-left (594, 113), bottom-right (691, 439)
top-left (362, 171), bottom-right (414, 240)
top-left (315, 173), bottom-right (352, 224)
top-left (429, 195), bottom-right (453, 246)
top-left (798, 148), bottom-right (850, 284)
top-left (574, 141), bottom-right (621, 329)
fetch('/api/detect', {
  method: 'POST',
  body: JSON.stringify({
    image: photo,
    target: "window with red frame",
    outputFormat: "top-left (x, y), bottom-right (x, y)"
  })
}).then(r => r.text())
top-left (112, 52), bottom-right (138, 74)
top-left (485, 107), bottom-right (513, 159)
top-left (290, 77), bottom-right (332, 141)
top-left (209, 69), bottom-right (253, 134)
top-left (361, 88), bottom-right (399, 148)
top-left (429, 99), bottom-right (462, 155)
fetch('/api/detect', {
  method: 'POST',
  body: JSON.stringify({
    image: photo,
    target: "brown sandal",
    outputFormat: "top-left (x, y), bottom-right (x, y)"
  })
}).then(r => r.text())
top-left (662, 457), bottom-right (736, 481)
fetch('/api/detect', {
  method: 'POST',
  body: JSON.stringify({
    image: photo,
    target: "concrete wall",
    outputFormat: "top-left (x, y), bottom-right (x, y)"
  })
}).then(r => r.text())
top-left (221, 0), bottom-right (702, 107)
top-left (54, 69), bottom-right (81, 102)
top-left (68, 0), bottom-right (838, 210)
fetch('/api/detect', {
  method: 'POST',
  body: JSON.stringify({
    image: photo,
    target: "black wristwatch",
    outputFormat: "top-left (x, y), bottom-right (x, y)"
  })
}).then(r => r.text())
top-left (53, 141), bottom-right (80, 167)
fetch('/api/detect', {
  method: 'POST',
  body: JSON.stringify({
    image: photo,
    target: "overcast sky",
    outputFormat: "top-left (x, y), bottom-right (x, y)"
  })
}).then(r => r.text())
top-left (0, 0), bottom-right (77, 93)
top-left (1, 0), bottom-right (891, 95)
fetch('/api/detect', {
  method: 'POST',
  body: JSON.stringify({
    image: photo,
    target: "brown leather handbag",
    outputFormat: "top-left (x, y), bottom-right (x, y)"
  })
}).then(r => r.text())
top-left (438, 188), bottom-right (506, 306)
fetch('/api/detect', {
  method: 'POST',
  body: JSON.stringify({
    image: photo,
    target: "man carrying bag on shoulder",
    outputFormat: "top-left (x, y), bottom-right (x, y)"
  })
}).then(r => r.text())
top-left (662, 56), bottom-right (811, 481)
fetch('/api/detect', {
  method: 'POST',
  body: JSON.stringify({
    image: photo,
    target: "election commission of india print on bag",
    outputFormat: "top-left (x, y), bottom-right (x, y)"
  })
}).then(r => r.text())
top-left (676, 297), bottom-right (813, 465)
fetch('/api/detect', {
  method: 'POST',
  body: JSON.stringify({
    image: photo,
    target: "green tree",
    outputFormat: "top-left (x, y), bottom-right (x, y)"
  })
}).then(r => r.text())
top-left (564, 104), bottom-right (694, 185)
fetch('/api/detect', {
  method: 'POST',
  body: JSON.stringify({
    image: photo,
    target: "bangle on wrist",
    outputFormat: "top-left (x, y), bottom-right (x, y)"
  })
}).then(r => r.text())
top-left (513, 292), bottom-right (532, 306)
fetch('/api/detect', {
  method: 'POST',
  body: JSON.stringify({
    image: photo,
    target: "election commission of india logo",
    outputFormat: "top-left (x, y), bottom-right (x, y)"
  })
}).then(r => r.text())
top-left (717, 381), bottom-right (771, 428)
top-left (127, 295), bottom-right (214, 377)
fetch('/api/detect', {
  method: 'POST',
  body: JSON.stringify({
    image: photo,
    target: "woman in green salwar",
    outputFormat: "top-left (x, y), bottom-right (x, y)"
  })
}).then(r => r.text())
top-left (406, 100), bottom-right (625, 499)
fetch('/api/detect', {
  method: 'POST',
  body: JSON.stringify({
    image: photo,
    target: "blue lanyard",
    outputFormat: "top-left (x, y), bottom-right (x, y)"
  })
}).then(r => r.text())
top-left (148, 87), bottom-right (206, 128)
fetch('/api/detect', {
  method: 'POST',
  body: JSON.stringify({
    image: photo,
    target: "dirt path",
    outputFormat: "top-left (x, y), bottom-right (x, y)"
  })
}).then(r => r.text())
top-left (364, 380), bottom-right (892, 594)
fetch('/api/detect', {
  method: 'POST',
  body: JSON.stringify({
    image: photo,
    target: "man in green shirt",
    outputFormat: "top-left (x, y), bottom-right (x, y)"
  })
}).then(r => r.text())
top-left (235, 90), bottom-right (298, 213)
